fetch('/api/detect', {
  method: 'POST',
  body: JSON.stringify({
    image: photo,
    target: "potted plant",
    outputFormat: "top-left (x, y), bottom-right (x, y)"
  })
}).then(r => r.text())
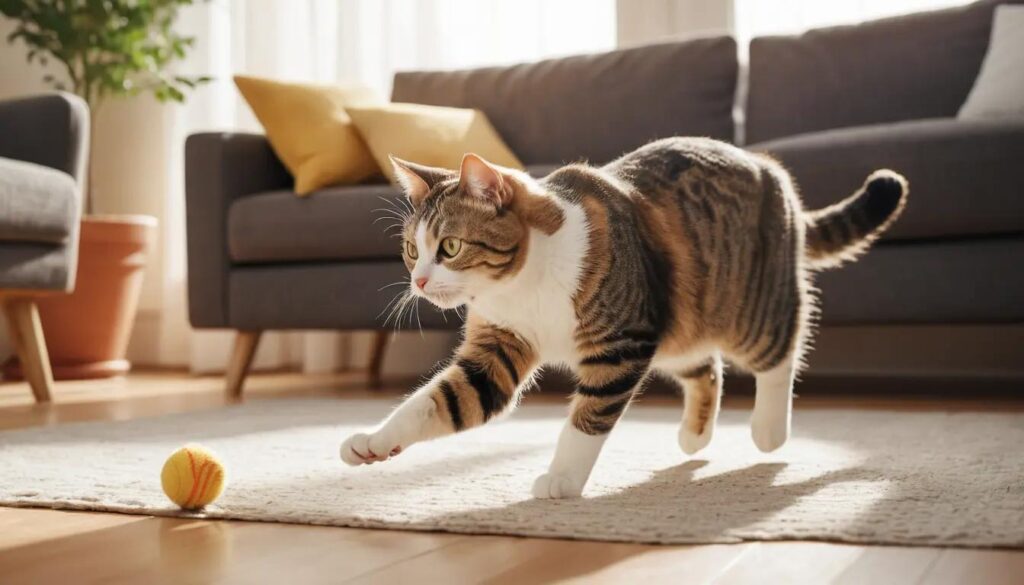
top-left (1, 0), bottom-right (209, 379)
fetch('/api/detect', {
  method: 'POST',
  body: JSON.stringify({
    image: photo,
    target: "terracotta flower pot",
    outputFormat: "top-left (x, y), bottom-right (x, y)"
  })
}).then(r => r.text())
top-left (4, 215), bottom-right (157, 380)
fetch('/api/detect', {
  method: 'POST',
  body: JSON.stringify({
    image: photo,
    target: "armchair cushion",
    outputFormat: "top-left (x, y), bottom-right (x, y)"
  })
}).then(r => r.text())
top-left (0, 243), bottom-right (75, 292)
top-left (0, 157), bottom-right (79, 244)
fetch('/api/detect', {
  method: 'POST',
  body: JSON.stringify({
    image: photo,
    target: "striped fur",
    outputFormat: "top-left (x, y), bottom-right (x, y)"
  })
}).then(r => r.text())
top-left (341, 141), bottom-right (907, 498)
top-left (804, 170), bottom-right (909, 269)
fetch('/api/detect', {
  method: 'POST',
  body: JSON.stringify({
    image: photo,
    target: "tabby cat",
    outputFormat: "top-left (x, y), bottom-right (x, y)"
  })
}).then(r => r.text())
top-left (340, 137), bottom-right (907, 499)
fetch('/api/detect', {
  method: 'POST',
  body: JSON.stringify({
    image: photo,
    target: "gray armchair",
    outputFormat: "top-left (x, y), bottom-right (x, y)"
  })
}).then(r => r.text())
top-left (0, 93), bottom-right (89, 402)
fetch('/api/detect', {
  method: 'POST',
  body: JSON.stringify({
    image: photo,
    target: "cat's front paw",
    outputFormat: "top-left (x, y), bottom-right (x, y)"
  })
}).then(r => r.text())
top-left (532, 472), bottom-right (584, 499)
top-left (340, 431), bottom-right (403, 466)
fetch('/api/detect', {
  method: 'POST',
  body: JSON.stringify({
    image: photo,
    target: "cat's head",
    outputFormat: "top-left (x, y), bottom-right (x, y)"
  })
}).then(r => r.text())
top-left (390, 154), bottom-right (563, 310)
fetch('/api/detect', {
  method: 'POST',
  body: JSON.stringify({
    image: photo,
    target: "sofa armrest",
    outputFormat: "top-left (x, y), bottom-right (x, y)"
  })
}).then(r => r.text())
top-left (185, 132), bottom-right (292, 327)
top-left (0, 92), bottom-right (89, 188)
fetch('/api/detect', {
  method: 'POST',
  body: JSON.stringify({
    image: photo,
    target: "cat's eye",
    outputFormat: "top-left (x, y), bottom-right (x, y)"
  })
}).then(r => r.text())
top-left (405, 241), bottom-right (418, 260)
top-left (440, 237), bottom-right (462, 258)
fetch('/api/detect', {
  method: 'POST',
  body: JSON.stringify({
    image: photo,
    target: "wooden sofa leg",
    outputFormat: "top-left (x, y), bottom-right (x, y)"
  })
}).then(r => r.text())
top-left (368, 330), bottom-right (391, 389)
top-left (226, 330), bottom-right (262, 398)
top-left (3, 299), bottom-right (54, 403)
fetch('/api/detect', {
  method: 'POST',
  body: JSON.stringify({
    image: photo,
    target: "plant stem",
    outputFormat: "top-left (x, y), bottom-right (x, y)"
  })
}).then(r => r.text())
top-left (86, 106), bottom-right (96, 216)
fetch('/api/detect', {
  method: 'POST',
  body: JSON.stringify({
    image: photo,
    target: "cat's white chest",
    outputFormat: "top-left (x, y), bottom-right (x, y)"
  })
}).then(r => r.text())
top-left (479, 281), bottom-right (579, 365)
top-left (471, 199), bottom-right (589, 365)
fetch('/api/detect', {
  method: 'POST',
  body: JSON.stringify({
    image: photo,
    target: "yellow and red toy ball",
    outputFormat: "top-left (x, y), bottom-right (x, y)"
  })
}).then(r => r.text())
top-left (161, 444), bottom-right (226, 510)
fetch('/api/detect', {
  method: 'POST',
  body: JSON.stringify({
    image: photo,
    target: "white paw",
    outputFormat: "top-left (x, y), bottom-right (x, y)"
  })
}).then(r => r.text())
top-left (750, 416), bottom-right (789, 453)
top-left (678, 425), bottom-right (713, 455)
top-left (339, 430), bottom-right (403, 466)
top-left (532, 472), bottom-right (584, 499)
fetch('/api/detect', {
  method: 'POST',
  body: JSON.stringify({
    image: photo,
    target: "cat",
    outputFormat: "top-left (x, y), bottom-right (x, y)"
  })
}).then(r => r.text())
top-left (340, 137), bottom-right (907, 499)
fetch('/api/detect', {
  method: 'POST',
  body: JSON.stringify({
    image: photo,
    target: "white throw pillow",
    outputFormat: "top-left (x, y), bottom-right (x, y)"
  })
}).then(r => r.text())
top-left (959, 5), bottom-right (1024, 120)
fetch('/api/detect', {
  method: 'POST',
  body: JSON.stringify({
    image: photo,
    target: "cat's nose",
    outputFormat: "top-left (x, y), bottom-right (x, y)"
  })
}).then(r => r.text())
top-left (415, 277), bottom-right (429, 290)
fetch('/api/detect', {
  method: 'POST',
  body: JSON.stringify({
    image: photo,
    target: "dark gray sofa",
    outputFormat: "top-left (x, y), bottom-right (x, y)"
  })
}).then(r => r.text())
top-left (186, 0), bottom-right (1023, 394)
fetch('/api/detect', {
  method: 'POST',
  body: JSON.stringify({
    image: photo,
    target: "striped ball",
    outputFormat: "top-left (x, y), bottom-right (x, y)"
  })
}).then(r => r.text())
top-left (161, 444), bottom-right (226, 510)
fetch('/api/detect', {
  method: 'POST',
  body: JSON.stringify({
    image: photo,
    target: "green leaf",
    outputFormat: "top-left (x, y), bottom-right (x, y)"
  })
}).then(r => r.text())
top-left (2, 0), bottom-right (212, 106)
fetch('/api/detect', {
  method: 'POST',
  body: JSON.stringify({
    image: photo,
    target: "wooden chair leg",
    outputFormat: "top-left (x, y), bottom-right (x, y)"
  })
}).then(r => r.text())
top-left (368, 330), bottom-right (392, 389)
top-left (3, 299), bottom-right (54, 403)
top-left (225, 330), bottom-right (262, 398)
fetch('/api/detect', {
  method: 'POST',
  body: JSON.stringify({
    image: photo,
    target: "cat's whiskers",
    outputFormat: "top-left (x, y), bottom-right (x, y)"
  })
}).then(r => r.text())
top-left (378, 280), bottom-right (409, 291)
top-left (391, 291), bottom-right (419, 334)
top-left (372, 197), bottom-right (413, 239)
top-left (413, 297), bottom-right (424, 337)
top-left (379, 194), bottom-right (413, 216)
top-left (379, 286), bottom-right (415, 330)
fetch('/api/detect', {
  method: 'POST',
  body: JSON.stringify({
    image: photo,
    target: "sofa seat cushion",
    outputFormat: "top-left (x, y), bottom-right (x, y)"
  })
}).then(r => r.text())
top-left (749, 118), bottom-right (1024, 241)
top-left (229, 261), bottom-right (458, 330)
top-left (0, 157), bottom-right (79, 244)
top-left (228, 166), bottom-right (557, 264)
top-left (816, 235), bottom-right (1024, 324)
top-left (229, 183), bottom-right (404, 263)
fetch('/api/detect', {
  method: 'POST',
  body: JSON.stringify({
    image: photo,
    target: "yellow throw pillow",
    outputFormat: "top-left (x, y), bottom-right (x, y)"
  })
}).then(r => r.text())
top-left (345, 103), bottom-right (523, 183)
top-left (233, 75), bottom-right (383, 195)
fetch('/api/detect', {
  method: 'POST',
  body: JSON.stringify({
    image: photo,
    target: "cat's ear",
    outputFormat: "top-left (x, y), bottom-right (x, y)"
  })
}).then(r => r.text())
top-left (389, 155), bottom-right (450, 207)
top-left (459, 153), bottom-right (514, 208)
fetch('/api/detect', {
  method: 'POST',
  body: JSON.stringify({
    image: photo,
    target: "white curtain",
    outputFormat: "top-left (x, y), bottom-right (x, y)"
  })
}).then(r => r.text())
top-left (157, 0), bottom-right (616, 374)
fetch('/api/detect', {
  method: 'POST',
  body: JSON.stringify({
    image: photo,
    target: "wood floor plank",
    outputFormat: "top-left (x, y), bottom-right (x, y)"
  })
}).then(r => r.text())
top-left (344, 535), bottom-right (664, 585)
top-left (349, 537), bottom-right (752, 585)
top-left (0, 509), bottom-right (464, 585)
top-left (833, 545), bottom-right (942, 585)
top-left (0, 508), bottom-right (145, 550)
top-left (917, 549), bottom-right (1024, 585)
top-left (490, 541), bottom-right (753, 585)
top-left (344, 535), bottom-right (565, 584)
top-left (713, 542), bottom-right (866, 584)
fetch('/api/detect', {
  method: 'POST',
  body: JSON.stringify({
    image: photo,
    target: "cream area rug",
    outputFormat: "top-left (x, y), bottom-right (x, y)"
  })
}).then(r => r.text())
top-left (1, 398), bottom-right (1022, 548)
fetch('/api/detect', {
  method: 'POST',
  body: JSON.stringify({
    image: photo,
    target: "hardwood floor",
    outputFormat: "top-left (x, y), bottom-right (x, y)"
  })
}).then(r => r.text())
top-left (0, 370), bottom-right (1021, 584)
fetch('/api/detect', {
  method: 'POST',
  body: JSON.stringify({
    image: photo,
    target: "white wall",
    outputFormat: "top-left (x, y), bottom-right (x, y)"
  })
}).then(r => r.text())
top-left (617, 0), bottom-right (732, 46)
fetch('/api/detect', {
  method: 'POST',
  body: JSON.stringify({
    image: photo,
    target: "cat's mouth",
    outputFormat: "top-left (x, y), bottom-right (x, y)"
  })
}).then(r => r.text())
top-left (415, 287), bottom-right (465, 310)
top-left (425, 292), bottom-right (464, 310)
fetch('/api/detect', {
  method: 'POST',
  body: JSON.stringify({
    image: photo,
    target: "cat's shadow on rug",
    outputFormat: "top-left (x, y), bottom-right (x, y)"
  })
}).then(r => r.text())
top-left (391, 459), bottom-right (874, 582)
top-left (428, 458), bottom-right (872, 538)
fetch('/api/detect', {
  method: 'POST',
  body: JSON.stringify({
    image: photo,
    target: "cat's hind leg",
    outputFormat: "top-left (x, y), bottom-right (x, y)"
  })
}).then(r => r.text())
top-left (750, 355), bottom-right (796, 453)
top-left (674, 354), bottom-right (724, 455)
top-left (745, 274), bottom-right (808, 453)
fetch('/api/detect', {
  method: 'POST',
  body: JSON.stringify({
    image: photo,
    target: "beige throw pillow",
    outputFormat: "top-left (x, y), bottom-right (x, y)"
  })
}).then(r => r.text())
top-left (345, 103), bottom-right (523, 183)
top-left (234, 75), bottom-right (383, 195)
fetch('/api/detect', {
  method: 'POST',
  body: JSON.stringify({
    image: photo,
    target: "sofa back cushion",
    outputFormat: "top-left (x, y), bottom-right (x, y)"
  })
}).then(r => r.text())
top-left (746, 0), bottom-right (1022, 144)
top-left (392, 37), bottom-right (738, 166)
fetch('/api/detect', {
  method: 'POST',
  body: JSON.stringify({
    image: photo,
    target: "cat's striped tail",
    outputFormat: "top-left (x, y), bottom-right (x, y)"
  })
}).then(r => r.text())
top-left (803, 169), bottom-right (908, 270)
